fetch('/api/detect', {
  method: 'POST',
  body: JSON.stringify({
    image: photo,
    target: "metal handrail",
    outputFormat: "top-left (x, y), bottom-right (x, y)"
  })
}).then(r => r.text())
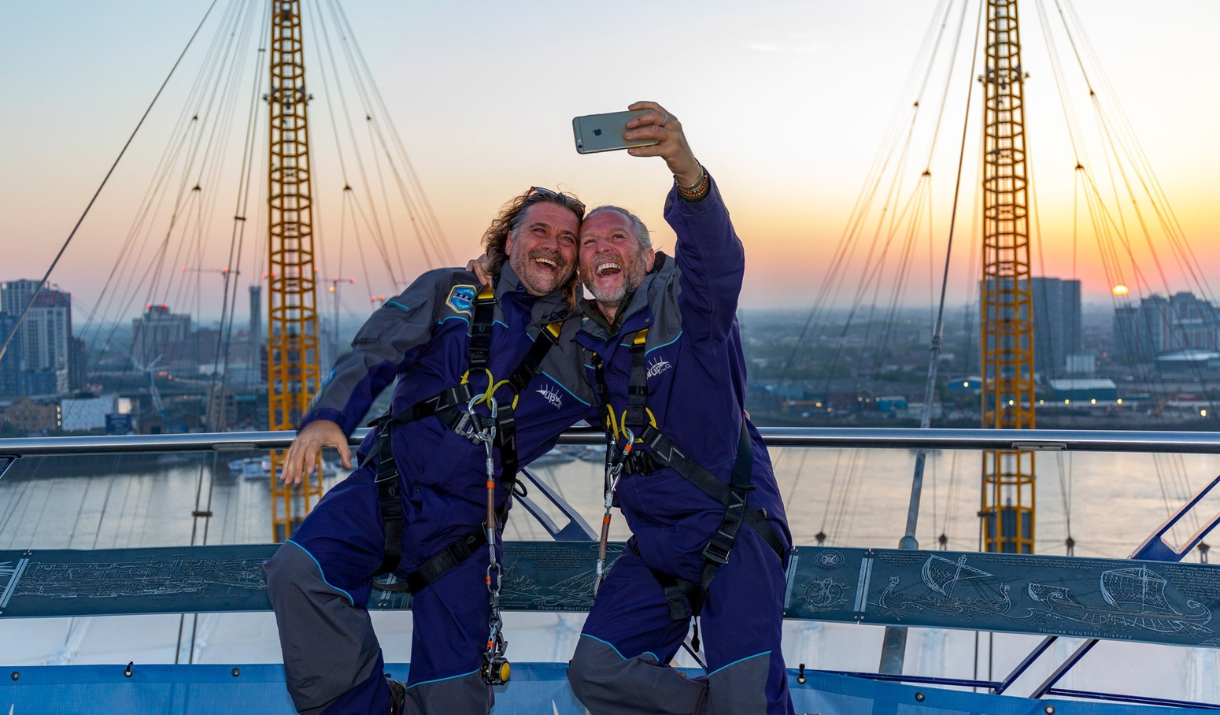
top-left (1, 426), bottom-right (1220, 456)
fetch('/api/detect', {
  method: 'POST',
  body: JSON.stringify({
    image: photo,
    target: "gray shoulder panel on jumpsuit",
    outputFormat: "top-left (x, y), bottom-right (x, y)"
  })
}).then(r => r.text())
top-left (308, 267), bottom-right (479, 422)
top-left (641, 252), bottom-right (684, 352)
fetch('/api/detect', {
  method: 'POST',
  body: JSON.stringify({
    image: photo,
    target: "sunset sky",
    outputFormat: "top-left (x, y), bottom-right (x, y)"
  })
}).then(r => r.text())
top-left (1, 0), bottom-right (1217, 326)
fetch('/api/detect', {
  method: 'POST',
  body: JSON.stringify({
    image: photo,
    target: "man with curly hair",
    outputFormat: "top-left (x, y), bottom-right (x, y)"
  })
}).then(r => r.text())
top-left (263, 187), bottom-right (596, 715)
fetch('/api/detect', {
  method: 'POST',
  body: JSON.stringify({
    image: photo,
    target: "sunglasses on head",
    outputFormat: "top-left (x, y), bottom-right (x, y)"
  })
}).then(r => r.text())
top-left (526, 186), bottom-right (586, 219)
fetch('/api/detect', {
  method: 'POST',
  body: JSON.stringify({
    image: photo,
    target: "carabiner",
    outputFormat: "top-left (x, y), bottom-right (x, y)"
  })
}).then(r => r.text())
top-left (619, 426), bottom-right (635, 454)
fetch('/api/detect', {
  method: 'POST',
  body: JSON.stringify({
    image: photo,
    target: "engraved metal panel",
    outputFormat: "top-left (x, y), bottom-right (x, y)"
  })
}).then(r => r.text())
top-left (9, 542), bottom-right (1220, 649)
top-left (0, 542), bottom-right (624, 618)
top-left (786, 546), bottom-right (1220, 648)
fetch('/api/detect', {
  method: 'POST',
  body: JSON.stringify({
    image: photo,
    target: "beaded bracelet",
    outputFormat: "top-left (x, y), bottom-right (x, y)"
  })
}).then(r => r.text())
top-left (676, 167), bottom-right (710, 202)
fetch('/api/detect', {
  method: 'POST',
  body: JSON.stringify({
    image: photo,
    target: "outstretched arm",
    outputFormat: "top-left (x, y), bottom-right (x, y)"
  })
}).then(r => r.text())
top-left (623, 101), bottom-right (744, 344)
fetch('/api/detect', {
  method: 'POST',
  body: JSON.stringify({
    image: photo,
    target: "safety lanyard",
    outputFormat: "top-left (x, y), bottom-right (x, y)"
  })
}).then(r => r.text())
top-left (592, 328), bottom-right (648, 593)
top-left (462, 385), bottom-right (510, 685)
top-left (367, 284), bottom-right (562, 687)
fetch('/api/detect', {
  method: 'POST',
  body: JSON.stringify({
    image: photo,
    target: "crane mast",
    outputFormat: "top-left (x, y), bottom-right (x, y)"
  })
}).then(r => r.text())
top-left (267, 0), bottom-right (322, 542)
top-left (980, 0), bottom-right (1035, 554)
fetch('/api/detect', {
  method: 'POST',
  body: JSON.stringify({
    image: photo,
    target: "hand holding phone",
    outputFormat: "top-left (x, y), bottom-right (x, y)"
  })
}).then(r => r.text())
top-left (574, 103), bottom-right (701, 188)
top-left (572, 110), bottom-right (659, 154)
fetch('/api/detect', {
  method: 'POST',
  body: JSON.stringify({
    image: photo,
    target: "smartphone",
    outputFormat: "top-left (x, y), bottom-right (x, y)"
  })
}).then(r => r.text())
top-left (572, 110), bottom-right (659, 154)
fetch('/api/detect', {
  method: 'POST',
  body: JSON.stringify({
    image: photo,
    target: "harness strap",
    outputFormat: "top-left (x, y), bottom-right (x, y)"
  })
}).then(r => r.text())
top-left (468, 286), bottom-right (496, 372)
top-left (376, 524), bottom-right (486, 593)
top-left (495, 322), bottom-right (561, 485)
top-left (630, 539), bottom-right (699, 621)
top-left (368, 306), bottom-right (563, 582)
top-left (378, 384), bottom-right (476, 428)
top-left (375, 481), bottom-right (515, 594)
top-left (374, 427), bottom-right (406, 575)
top-left (639, 423), bottom-right (785, 561)
top-left (623, 330), bottom-right (650, 431)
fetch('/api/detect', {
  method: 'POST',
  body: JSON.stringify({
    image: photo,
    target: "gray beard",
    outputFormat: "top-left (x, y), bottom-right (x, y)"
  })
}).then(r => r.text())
top-left (584, 260), bottom-right (646, 311)
top-left (510, 250), bottom-right (564, 295)
top-left (587, 281), bottom-right (626, 309)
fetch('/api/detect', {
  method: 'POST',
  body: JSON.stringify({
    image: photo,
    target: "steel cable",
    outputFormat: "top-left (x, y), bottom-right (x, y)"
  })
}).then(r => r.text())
top-left (0, 0), bottom-right (221, 365)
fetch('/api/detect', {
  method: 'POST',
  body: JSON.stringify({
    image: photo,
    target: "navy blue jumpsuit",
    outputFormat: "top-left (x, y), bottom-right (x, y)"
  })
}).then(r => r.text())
top-left (264, 263), bottom-right (595, 715)
top-left (566, 177), bottom-right (796, 715)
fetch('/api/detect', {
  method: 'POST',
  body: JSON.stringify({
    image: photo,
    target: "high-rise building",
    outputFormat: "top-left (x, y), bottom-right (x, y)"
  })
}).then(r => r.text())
top-left (249, 285), bottom-right (265, 387)
top-left (1114, 292), bottom-right (1220, 363)
top-left (1030, 277), bottom-right (1082, 379)
top-left (1, 280), bottom-right (73, 394)
top-left (68, 336), bottom-right (87, 391)
top-left (0, 280), bottom-right (41, 316)
top-left (249, 285), bottom-right (263, 349)
top-left (131, 304), bottom-right (191, 368)
top-left (0, 312), bottom-right (20, 398)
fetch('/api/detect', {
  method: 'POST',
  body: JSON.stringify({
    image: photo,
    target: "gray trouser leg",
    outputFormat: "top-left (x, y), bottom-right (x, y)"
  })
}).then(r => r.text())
top-left (568, 636), bottom-right (707, 715)
top-left (707, 652), bottom-right (770, 715)
top-left (401, 671), bottom-right (491, 715)
top-left (265, 541), bottom-right (381, 715)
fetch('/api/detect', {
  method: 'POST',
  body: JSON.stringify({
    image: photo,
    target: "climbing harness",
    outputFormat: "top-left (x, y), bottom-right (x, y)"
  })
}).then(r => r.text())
top-left (361, 284), bottom-right (563, 685)
top-left (589, 327), bottom-right (786, 624)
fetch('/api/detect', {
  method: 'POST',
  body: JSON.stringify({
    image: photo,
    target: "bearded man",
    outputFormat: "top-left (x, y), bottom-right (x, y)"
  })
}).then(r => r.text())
top-left (264, 187), bottom-right (596, 715)
top-left (566, 102), bottom-right (795, 715)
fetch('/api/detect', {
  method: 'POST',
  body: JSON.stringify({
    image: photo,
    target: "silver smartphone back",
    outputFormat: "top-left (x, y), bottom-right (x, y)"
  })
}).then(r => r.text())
top-left (572, 110), bottom-right (659, 154)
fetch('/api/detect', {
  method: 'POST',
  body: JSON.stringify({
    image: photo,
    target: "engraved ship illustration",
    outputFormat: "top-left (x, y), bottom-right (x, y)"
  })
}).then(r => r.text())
top-left (1027, 565), bottom-right (1212, 635)
top-left (876, 555), bottom-right (1011, 617)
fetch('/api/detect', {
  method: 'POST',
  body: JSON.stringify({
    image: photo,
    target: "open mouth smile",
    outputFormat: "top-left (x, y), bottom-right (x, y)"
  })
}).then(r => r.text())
top-left (595, 261), bottom-right (622, 277)
top-left (533, 256), bottom-right (560, 273)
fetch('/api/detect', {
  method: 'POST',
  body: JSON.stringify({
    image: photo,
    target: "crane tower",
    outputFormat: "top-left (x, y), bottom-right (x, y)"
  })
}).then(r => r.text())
top-left (980, 0), bottom-right (1036, 553)
top-left (267, 0), bottom-right (323, 542)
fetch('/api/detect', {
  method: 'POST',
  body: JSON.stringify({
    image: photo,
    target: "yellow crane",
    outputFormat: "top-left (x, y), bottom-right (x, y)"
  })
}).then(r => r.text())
top-left (980, 0), bottom-right (1035, 554)
top-left (267, 0), bottom-right (323, 542)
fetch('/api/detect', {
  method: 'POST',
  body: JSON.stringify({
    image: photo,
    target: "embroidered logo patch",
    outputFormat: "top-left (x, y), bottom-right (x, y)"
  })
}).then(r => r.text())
top-left (536, 383), bottom-right (564, 409)
top-left (646, 358), bottom-right (672, 379)
top-left (446, 285), bottom-right (477, 315)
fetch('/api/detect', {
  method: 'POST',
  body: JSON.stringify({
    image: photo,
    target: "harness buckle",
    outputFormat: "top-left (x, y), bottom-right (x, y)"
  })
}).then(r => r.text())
top-left (451, 411), bottom-right (473, 439)
top-left (702, 539), bottom-right (733, 565)
top-left (663, 587), bottom-right (692, 621)
top-left (374, 458), bottom-right (399, 485)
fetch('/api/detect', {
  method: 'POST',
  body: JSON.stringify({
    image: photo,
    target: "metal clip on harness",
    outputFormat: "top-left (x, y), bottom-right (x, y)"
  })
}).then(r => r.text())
top-left (594, 427), bottom-right (633, 595)
top-left (468, 394), bottom-right (511, 686)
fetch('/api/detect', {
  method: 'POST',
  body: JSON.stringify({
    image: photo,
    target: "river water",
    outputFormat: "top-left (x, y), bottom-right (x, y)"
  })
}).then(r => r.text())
top-left (2, 445), bottom-right (1219, 700)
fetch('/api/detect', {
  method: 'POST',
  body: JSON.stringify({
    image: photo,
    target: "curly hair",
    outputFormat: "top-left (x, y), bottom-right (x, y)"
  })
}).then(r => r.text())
top-left (481, 187), bottom-right (586, 276)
